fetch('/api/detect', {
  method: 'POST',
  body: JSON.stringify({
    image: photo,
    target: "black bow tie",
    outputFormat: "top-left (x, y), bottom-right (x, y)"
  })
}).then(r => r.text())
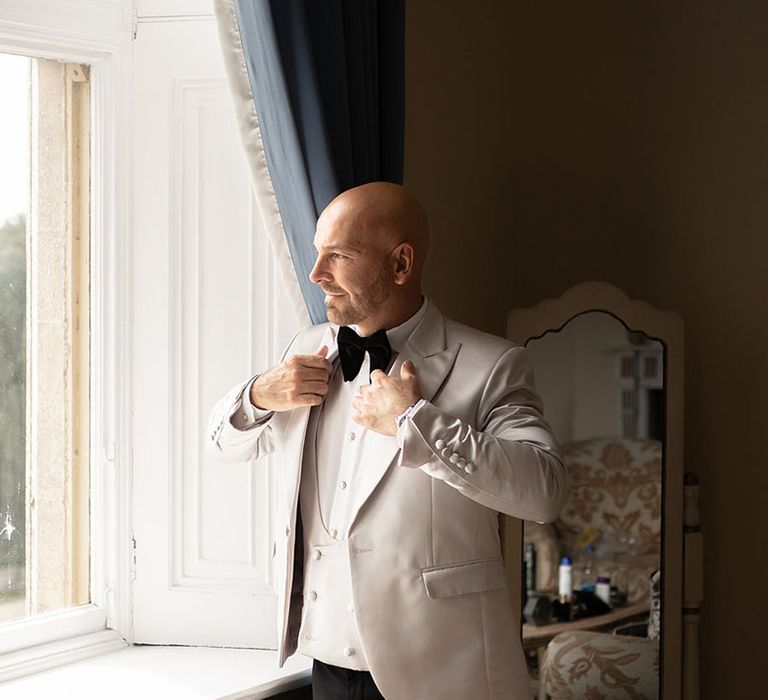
top-left (337, 326), bottom-right (392, 382)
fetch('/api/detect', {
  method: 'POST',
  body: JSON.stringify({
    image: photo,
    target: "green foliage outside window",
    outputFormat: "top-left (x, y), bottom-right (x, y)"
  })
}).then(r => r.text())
top-left (0, 212), bottom-right (26, 601)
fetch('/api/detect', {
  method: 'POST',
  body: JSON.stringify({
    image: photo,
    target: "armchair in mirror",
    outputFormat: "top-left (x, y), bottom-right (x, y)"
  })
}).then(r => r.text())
top-left (501, 282), bottom-right (699, 700)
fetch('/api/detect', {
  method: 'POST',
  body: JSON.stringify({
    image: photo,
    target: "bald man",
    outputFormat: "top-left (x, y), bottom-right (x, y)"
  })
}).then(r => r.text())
top-left (206, 183), bottom-right (568, 699)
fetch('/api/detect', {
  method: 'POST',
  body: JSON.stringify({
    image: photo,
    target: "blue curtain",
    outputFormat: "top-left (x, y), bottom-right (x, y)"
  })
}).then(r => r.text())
top-left (216, 0), bottom-right (405, 324)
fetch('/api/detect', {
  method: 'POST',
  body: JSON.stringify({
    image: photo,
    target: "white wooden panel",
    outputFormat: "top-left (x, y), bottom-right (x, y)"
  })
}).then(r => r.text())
top-left (132, 17), bottom-right (301, 647)
top-left (0, 0), bottom-right (132, 51)
top-left (171, 77), bottom-right (273, 591)
top-left (137, 0), bottom-right (214, 18)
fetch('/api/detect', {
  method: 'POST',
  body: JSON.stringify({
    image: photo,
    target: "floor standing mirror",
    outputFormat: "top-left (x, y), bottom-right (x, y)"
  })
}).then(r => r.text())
top-left (502, 282), bottom-right (691, 699)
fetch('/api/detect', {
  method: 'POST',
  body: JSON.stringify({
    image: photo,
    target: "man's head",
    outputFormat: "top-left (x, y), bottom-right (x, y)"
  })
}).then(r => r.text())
top-left (309, 182), bottom-right (430, 334)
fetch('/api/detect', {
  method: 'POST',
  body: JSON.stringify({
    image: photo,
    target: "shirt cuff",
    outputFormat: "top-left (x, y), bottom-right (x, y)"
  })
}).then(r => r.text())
top-left (395, 398), bottom-right (427, 451)
top-left (229, 374), bottom-right (275, 431)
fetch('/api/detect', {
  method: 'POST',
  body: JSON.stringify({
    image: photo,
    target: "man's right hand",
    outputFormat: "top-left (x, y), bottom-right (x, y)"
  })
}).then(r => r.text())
top-left (249, 345), bottom-right (332, 411)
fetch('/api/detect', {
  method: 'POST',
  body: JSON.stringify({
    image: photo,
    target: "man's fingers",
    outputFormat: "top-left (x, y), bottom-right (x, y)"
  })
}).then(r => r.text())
top-left (297, 380), bottom-right (329, 396)
top-left (355, 383), bottom-right (379, 398)
top-left (297, 393), bottom-right (324, 406)
top-left (313, 345), bottom-right (332, 373)
top-left (370, 369), bottom-right (387, 384)
top-left (400, 360), bottom-right (415, 378)
top-left (350, 409), bottom-right (371, 427)
top-left (351, 395), bottom-right (373, 411)
top-left (294, 366), bottom-right (332, 383)
top-left (288, 353), bottom-right (333, 375)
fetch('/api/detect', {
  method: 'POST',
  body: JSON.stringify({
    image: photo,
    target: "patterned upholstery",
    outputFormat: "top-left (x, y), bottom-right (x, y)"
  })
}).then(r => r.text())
top-left (542, 630), bottom-right (660, 699)
top-left (525, 437), bottom-right (662, 603)
top-left (526, 438), bottom-right (663, 698)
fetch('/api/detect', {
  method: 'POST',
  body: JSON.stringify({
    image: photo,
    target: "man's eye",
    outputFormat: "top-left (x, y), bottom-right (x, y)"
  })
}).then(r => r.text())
top-left (330, 253), bottom-right (344, 260)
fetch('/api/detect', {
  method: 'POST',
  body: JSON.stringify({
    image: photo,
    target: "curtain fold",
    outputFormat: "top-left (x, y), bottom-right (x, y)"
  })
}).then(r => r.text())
top-left (214, 0), bottom-right (405, 325)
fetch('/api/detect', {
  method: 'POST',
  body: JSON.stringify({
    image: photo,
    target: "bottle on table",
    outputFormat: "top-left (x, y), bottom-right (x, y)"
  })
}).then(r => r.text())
top-left (582, 543), bottom-right (595, 577)
top-left (557, 555), bottom-right (573, 622)
top-left (596, 575), bottom-right (611, 606)
top-left (524, 542), bottom-right (537, 594)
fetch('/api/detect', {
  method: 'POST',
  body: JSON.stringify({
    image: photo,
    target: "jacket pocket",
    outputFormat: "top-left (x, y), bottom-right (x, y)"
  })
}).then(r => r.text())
top-left (421, 557), bottom-right (507, 599)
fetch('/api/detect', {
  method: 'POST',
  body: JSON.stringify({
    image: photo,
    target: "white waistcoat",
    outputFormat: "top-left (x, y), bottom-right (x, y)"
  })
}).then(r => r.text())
top-left (296, 421), bottom-right (370, 669)
top-left (295, 351), bottom-right (373, 670)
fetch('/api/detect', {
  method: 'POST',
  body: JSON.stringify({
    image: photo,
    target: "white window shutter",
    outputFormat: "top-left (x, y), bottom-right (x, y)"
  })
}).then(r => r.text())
top-left (131, 14), bottom-right (301, 647)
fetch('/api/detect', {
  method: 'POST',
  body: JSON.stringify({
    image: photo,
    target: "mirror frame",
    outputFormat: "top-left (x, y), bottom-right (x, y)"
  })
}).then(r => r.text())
top-left (502, 280), bottom-right (685, 698)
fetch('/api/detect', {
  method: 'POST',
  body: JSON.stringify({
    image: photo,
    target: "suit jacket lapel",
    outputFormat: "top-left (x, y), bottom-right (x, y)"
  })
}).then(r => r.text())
top-left (279, 324), bottom-right (339, 517)
top-left (399, 300), bottom-right (461, 405)
top-left (348, 301), bottom-right (461, 529)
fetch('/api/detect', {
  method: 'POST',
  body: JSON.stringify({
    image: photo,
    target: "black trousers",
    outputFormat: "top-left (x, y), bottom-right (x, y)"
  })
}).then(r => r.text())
top-left (312, 659), bottom-right (385, 700)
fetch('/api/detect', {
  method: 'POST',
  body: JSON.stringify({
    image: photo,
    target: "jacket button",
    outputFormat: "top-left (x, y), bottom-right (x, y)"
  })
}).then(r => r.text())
top-left (435, 438), bottom-right (446, 449)
top-left (285, 526), bottom-right (290, 537)
top-left (329, 528), bottom-right (339, 540)
top-left (312, 549), bottom-right (322, 560)
top-left (309, 590), bottom-right (317, 601)
top-left (343, 646), bottom-right (355, 657)
top-left (449, 452), bottom-right (460, 463)
top-left (464, 463), bottom-right (476, 474)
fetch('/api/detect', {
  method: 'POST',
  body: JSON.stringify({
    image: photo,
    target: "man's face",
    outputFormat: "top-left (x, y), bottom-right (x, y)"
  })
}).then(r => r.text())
top-left (308, 209), bottom-right (393, 328)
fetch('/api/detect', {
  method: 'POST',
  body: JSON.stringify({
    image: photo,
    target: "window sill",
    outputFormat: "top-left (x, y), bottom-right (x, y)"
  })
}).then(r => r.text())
top-left (1, 644), bottom-right (313, 699)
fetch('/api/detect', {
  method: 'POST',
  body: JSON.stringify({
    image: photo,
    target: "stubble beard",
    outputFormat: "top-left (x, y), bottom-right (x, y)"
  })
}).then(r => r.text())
top-left (324, 268), bottom-right (390, 329)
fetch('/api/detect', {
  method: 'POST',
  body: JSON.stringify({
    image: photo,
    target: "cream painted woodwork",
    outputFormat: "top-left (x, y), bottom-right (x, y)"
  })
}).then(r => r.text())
top-left (0, 1), bottom-right (131, 52)
top-left (131, 14), bottom-right (301, 646)
top-left (136, 0), bottom-right (214, 19)
top-left (0, 0), bottom-right (134, 678)
top-left (26, 57), bottom-right (91, 619)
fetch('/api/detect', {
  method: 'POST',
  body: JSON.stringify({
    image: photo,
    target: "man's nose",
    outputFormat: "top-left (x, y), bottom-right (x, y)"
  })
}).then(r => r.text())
top-left (309, 255), bottom-right (326, 283)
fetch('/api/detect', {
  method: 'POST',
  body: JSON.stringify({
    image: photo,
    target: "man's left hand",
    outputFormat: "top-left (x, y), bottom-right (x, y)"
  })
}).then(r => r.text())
top-left (351, 361), bottom-right (422, 436)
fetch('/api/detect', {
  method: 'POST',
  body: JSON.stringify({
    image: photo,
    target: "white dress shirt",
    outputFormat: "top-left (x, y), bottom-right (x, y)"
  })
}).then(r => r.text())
top-left (232, 297), bottom-right (429, 668)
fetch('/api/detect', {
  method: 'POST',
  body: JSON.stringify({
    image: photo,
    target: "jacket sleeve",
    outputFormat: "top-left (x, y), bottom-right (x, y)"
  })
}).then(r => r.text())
top-left (204, 330), bottom-right (301, 463)
top-left (396, 345), bottom-right (568, 523)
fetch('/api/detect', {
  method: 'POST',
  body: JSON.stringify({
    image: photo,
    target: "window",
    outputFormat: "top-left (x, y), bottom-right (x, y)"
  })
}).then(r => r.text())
top-left (0, 52), bottom-right (27, 625)
top-left (0, 51), bottom-right (91, 625)
top-left (1, 3), bottom-right (301, 685)
top-left (617, 346), bottom-right (664, 441)
top-left (1, 0), bottom-right (145, 683)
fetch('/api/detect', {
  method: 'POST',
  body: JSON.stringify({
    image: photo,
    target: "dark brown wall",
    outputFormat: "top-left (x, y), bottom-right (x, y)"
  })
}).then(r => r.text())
top-left (405, 2), bottom-right (768, 697)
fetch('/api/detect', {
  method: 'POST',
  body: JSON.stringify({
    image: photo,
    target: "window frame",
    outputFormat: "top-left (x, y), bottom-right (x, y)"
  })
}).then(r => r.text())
top-left (0, 0), bottom-right (135, 681)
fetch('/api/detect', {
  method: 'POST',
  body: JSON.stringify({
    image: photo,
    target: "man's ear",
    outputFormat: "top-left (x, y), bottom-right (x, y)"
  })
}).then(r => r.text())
top-left (392, 243), bottom-right (415, 285)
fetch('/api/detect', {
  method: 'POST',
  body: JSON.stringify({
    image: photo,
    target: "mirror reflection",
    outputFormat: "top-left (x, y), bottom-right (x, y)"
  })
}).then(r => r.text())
top-left (521, 311), bottom-right (663, 698)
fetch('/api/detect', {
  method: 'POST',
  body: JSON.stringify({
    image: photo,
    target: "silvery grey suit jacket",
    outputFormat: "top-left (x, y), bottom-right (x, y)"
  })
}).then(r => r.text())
top-left (206, 299), bottom-right (568, 699)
